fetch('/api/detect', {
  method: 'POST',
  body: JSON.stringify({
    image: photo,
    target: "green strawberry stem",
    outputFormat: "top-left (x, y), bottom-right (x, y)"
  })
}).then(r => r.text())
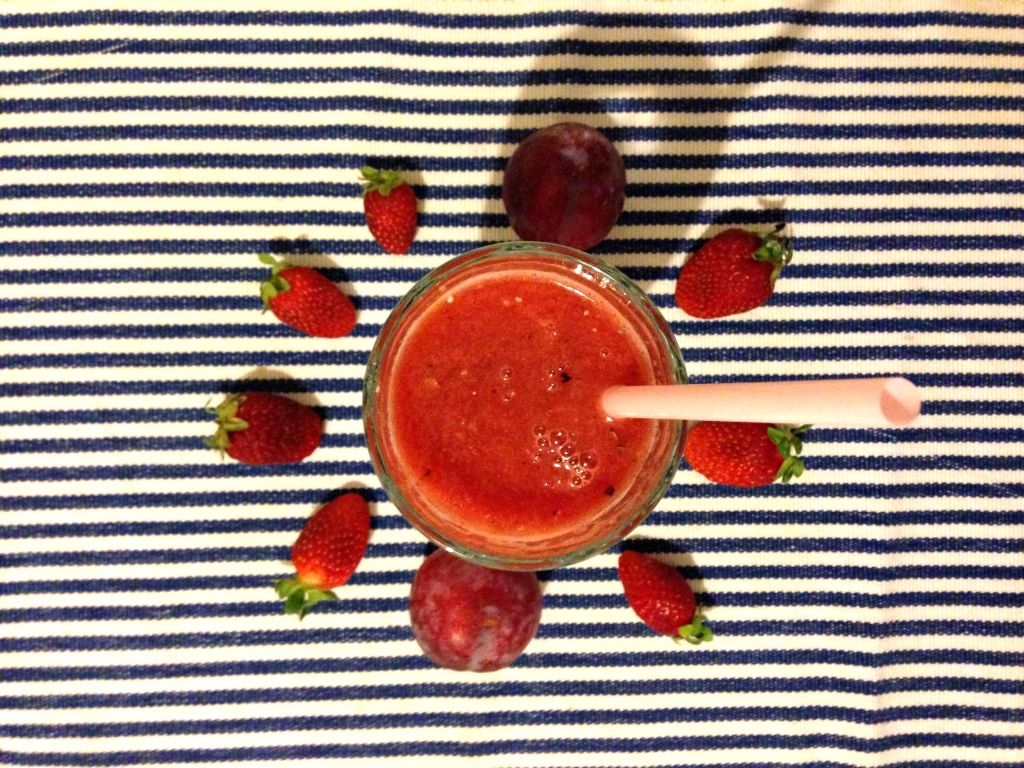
top-left (674, 614), bottom-right (713, 645)
top-left (204, 394), bottom-right (249, 457)
top-left (359, 166), bottom-right (405, 197)
top-left (751, 224), bottom-right (793, 287)
top-left (767, 424), bottom-right (811, 483)
top-left (258, 253), bottom-right (292, 311)
top-left (274, 576), bottom-right (338, 620)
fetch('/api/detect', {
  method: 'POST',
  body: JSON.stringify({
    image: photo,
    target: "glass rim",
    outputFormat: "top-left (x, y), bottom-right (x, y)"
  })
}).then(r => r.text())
top-left (363, 241), bottom-right (686, 570)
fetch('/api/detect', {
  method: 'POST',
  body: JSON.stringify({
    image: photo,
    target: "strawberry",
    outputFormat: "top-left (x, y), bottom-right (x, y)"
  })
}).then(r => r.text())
top-left (618, 550), bottom-right (712, 644)
top-left (259, 254), bottom-right (356, 338)
top-left (684, 421), bottom-right (809, 487)
top-left (206, 392), bottom-right (322, 465)
top-left (275, 493), bottom-right (371, 619)
top-left (360, 166), bottom-right (418, 254)
top-left (675, 225), bottom-right (792, 318)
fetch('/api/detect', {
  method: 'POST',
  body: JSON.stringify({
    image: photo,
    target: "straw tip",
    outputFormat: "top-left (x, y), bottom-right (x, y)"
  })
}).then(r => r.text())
top-left (881, 378), bottom-right (921, 427)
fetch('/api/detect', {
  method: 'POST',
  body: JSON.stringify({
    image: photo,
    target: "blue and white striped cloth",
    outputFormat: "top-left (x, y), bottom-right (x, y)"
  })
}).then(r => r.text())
top-left (2, 1), bottom-right (1023, 765)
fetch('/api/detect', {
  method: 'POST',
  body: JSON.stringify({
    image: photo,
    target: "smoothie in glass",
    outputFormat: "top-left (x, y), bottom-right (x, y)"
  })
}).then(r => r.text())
top-left (364, 242), bottom-right (684, 569)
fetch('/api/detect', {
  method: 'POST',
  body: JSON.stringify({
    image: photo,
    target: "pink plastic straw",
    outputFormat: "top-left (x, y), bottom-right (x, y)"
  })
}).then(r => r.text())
top-left (602, 377), bottom-right (921, 427)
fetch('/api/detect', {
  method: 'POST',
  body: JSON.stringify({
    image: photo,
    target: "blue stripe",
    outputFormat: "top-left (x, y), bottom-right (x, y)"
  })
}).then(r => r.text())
top-left (5, 510), bottom-right (1022, 542)
top-left (6, 291), bottom-right (1024, 316)
top-left (0, 380), bottom-right (1021, 417)
top-left (5, 375), bottom-right (1023, 401)
top-left (4, 428), bottom-right (371, 452)
top-left (3, 120), bottom-right (1023, 142)
top-left (6, 93), bottom-right (1024, 114)
top-left (761, 291), bottom-right (1024, 307)
top-left (4, 620), bottom-right (1022, 655)
top-left (0, 574), bottom-right (412, 596)
top-left (5, 235), bottom-right (1023, 257)
top-left (691, 374), bottom-right (1024, 391)
top-left (4, 564), bottom-right (1024, 598)
top-left (0, 349), bottom-right (372, 369)
top-left (5, 206), bottom-right (1023, 229)
top-left (0, 237), bottom-right (475, 256)
top-left (808, 426), bottom-right (1024, 443)
top-left (4, 66), bottom-right (1024, 88)
top-left (806, 454), bottom-right (1024, 470)
top-left (1, 9), bottom-right (1021, 30)
top-left (641, 262), bottom-right (1024, 280)
top-left (0, 744), bottom-right (1020, 767)
top-left (5, 486), bottom-right (1024, 514)
top-left (6, 266), bottom-right (428, 284)
top-left (0, 152), bottom-right (506, 172)
top-left (649, 508), bottom-right (1022, 530)
top-left (0, 543), bottom-right (417, 568)
top-left (633, 179), bottom-right (1024, 198)
top-left (629, 152), bottom-right (1024, 170)
top-left (0, 458), bottom-right (373, 481)
top-left (675, 317), bottom-right (1024, 336)
top-left (3, 151), bottom-right (1021, 173)
top-left (0, 740), bottom-right (1021, 764)
top-left (3, 680), bottom-right (1024, 710)
top-left (0, 296), bottom-right (371, 313)
top-left (0, 323), bottom-right (312, 341)
top-left (5, 179), bottom-right (1024, 201)
top-left (6, 38), bottom-right (1024, 59)
top-left (0, 405), bottom-right (362, 426)
top-left (0, 626), bottom-right (408, 653)
top-left (6, 317), bottom-right (1024, 343)
top-left (4, 450), bottom-right (1020, 481)
top-left (0, 744), bottom-right (1021, 767)
top-left (0, 349), bottom-right (366, 369)
top-left (0, 434), bottom-right (365, 457)
top-left (0, 377), bottom-right (361, 398)
top-left (2, 650), bottom-right (1021, 683)
top-left (664, 483), bottom-right (1024, 501)
top-left (5, 537), bottom-right (1023, 570)
top-left (8, 259), bottom-right (1024, 282)
top-left (1, 518), bottom-right (330, 539)
top-left (6, 589), bottom-right (1024, 625)
top-left (17, 344), bottom-right (1017, 370)
top-left (924, 400), bottom-right (1024, 416)
top-left (622, 207), bottom-right (1024, 225)
top-left (1, 703), bottom-right (1021, 739)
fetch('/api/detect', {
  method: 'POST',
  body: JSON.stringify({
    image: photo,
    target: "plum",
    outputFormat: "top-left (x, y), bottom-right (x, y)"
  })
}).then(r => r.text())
top-left (409, 549), bottom-right (542, 672)
top-left (502, 122), bottom-right (626, 251)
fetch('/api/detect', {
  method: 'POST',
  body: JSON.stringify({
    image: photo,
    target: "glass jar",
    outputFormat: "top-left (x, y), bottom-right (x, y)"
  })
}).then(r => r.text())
top-left (363, 242), bottom-right (685, 570)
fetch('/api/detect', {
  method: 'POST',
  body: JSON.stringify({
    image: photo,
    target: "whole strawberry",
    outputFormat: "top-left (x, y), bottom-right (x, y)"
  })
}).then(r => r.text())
top-left (684, 421), bottom-right (809, 487)
top-left (259, 254), bottom-right (356, 338)
top-left (206, 392), bottom-right (322, 465)
top-left (675, 225), bottom-right (792, 318)
top-left (618, 550), bottom-right (712, 644)
top-left (361, 166), bottom-right (417, 254)
top-left (275, 493), bottom-right (371, 619)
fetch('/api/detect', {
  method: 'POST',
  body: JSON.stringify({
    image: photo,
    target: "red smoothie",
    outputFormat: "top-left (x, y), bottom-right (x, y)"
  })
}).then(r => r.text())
top-left (366, 246), bottom-right (684, 567)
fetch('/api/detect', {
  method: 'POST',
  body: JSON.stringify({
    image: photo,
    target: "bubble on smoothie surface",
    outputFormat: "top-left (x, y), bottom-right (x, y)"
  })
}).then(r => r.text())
top-left (533, 426), bottom-right (596, 488)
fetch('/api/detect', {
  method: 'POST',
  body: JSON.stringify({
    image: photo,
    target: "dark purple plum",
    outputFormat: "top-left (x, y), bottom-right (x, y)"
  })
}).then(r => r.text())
top-left (409, 549), bottom-right (542, 672)
top-left (502, 122), bottom-right (626, 251)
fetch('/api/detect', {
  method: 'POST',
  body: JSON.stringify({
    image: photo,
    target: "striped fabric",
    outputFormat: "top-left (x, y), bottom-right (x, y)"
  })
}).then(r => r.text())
top-left (2, 1), bottom-right (1023, 766)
